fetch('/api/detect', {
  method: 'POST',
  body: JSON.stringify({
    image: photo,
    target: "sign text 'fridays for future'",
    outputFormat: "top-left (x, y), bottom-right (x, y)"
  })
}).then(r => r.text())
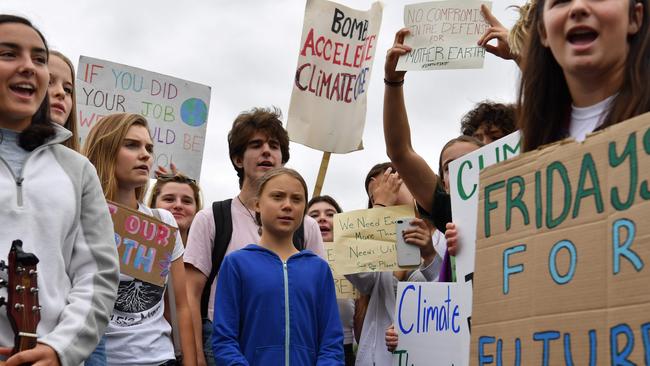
top-left (471, 113), bottom-right (650, 365)
top-left (76, 56), bottom-right (211, 180)
top-left (397, 0), bottom-right (491, 71)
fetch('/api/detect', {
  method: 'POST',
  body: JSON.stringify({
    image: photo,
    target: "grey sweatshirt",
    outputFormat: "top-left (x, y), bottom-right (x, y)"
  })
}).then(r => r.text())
top-left (0, 124), bottom-right (119, 365)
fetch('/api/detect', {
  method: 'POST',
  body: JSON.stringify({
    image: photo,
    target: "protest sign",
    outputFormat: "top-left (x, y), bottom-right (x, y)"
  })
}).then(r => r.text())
top-left (108, 201), bottom-right (177, 286)
top-left (331, 205), bottom-right (417, 274)
top-left (76, 56), bottom-right (211, 180)
top-left (397, 0), bottom-right (491, 71)
top-left (449, 131), bottom-right (521, 283)
top-left (287, 0), bottom-right (383, 153)
top-left (470, 113), bottom-right (650, 365)
top-left (393, 282), bottom-right (473, 366)
top-left (325, 244), bottom-right (359, 299)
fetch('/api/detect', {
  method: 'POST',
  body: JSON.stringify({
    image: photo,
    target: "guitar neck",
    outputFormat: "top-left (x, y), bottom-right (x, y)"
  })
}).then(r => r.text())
top-left (14, 332), bottom-right (38, 353)
top-left (4, 240), bottom-right (40, 354)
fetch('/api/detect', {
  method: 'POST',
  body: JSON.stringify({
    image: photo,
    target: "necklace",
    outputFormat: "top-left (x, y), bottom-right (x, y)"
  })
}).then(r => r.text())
top-left (237, 195), bottom-right (262, 236)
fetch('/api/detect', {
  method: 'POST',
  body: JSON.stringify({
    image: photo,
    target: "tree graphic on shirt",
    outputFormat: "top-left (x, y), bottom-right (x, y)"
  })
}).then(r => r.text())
top-left (115, 280), bottom-right (164, 313)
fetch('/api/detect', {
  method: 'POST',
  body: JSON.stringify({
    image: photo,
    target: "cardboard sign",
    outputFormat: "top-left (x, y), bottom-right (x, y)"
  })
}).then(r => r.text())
top-left (287, 0), bottom-right (383, 153)
top-left (449, 131), bottom-right (521, 283)
top-left (471, 113), bottom-right (650, 365)
top-left (76, 56), bottom-right (211, 180)
top-left (393, 282), bottom-right (473, 366)
top-left (331, 205), bottom-right (416, 275)
top-left (325, 244), bottom-right (359, 299)
top-left (108, 201), bottom-right (176, 286)
top-left (397, 0), bottom-right (491, 71)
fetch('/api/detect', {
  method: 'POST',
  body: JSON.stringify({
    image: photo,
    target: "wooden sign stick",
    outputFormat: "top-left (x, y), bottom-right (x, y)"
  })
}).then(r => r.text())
top-left (312, 152), bottom-right (331, 198)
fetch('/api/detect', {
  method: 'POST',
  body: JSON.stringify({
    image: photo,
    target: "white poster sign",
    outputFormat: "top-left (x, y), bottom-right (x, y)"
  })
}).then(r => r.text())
top-left (76, 56), bottom-right (211, 180)
top-left (448, 131), bottom-right (521, 283)
top-left (393, 282), bottom-right (472, 366)
top-left (397, 0), bottom-right (491, 71)
top-left (287, 0), bottom-right (383, 153)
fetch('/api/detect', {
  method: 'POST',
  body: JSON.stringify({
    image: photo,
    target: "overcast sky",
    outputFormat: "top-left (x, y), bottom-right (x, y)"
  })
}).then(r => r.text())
top-left (2, 0), bottom-right (523, 211)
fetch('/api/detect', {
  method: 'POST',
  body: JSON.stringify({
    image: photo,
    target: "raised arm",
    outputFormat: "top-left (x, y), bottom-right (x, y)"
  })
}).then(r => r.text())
top-left (383, 28), bottom-right (440, 213)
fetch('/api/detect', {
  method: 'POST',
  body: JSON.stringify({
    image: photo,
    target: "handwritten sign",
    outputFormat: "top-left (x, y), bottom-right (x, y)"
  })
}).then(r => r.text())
top-left (449, 131), bottom-right (521, 283)
top-left (394, 282), bottom-right (472, 366)
top-left (76, 56), bottom-right (211, 180)
top-left (325, 244), bottom-right (359, 299)
top-left (108, 201), bottom-right (176, 286)
top-left (331, 205), bottom-right (416, 274)
top-left (397, 0), bottom-right (491, 71)
top-left (287, 0), bottom-right (383, 153)
top-left (471, 113), bottom-right (650, 364)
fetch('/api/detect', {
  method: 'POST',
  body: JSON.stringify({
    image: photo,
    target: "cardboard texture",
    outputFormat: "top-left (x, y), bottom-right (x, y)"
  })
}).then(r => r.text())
top-left (331, 205), bottom-right (418, 274)
top-left (76, 56), bottom-right (211, 180)
top-left (325, 244), bottom-right (359, 299)
top-left (470, 113), bottom-right (650, 365)
top-left (287, 0), bottom-right (383, 153)
top-left (397, 0), bottom-right (492, 71)
top-left (108, 201), bottom-right (177, 286)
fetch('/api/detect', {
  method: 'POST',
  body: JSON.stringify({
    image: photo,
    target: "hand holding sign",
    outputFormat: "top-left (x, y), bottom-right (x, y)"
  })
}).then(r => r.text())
top-left (476, 4), bottom-right (516, 62)
top-left (385, 28), bottom-right (412, 83)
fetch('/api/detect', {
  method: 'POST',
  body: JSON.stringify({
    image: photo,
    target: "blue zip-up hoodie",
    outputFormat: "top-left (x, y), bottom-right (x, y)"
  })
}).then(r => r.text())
top-left (212, 244), bottom-right (344, 365)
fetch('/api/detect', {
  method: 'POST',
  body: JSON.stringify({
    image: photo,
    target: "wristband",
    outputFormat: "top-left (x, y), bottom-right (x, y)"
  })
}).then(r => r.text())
top-left (383, 78), bottom-right (404, 87)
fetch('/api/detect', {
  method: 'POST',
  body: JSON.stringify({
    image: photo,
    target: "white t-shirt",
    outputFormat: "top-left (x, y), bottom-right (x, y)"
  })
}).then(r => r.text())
top-left (337, 298), bottom-right (355, 345)
top-left (432, 229), bottom-right (446, 259)
top-left (105, 204), bottom-right (184, 366)
top-left (569, 95), bottom-right (616, 141)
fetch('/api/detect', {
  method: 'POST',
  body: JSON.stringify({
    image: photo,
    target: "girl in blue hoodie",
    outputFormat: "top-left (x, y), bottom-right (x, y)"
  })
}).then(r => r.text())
top-left (212, 167), bottom-right (344, 365)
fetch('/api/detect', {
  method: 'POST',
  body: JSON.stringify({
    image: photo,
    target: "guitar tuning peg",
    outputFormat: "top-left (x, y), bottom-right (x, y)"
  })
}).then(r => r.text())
top-left (0, 278), bottom-right (6, 287)
top-left (0, 260), bottom-right (6, 271)
top-left (0, 297), bottom-right (5, 307)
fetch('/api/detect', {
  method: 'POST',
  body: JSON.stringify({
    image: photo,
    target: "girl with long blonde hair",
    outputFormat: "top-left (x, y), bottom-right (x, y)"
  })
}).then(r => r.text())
top-left (84, 113), bottom-right (196, 366)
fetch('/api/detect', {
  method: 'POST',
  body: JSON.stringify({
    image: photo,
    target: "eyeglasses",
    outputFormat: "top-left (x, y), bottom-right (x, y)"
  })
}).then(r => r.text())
top-left (156, 174), bottom-right (197, 185)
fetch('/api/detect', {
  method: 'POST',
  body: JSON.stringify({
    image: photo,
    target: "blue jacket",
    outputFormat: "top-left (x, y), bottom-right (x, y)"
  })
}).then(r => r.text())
top-left (212, 244), bottom-right (344, 365)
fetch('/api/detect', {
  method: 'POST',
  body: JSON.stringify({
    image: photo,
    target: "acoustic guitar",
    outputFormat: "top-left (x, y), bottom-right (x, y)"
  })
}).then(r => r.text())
top-left (0, 240), bottom-right (40, 355)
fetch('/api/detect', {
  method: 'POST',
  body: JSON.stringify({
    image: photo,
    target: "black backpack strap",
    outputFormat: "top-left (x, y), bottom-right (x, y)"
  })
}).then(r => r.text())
top-left (200, 199), bottom-right (233, 318)
top-left (292, 219), bottom-right (305, 251)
